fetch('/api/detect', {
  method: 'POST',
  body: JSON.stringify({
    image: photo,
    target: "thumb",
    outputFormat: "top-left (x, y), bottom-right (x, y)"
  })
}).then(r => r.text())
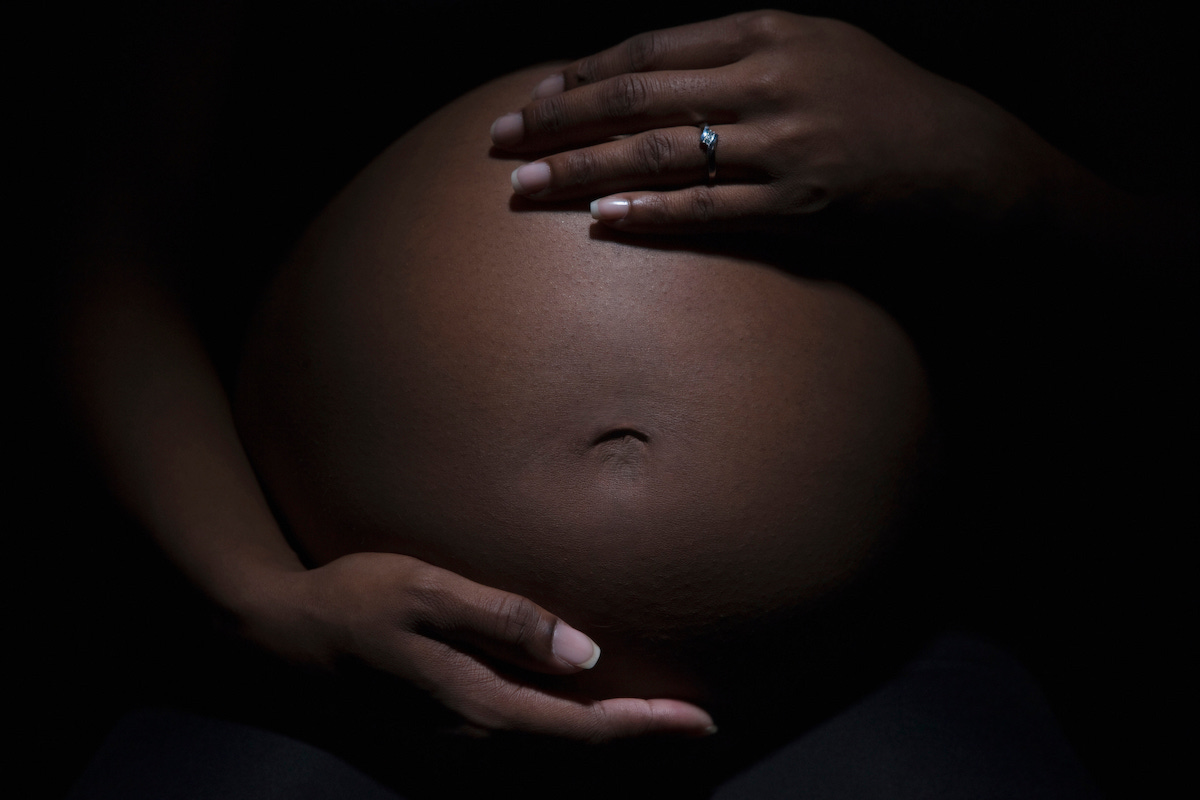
top-left (412, 568), bottom-right (600, 674)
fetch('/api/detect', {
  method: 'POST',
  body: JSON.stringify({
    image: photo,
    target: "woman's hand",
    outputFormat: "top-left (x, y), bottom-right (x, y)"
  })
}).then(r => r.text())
top-left (491, 10), bottom-right (1058, 234)
top-left (237, 552), bottom-right (715, 742)
top-left (66, 269), bottom-right (712, 745)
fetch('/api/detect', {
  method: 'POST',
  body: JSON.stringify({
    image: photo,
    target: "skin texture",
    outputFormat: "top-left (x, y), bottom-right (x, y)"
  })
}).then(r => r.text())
top-left (236, 65), bottom-right (931, 721)
top-left (47, 7), bottom-right (1193, 795)
top-left (494, 10), bottom-right (1167, 248)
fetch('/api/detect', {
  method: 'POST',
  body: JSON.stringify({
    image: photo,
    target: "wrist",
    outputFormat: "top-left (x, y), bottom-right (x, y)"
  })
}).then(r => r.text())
top-left (219, 562), bottom-right (338, 668)
top-left (952, 94), bottom-right (1060, 229)
top-left (205, 544), bottom-right (311, 641)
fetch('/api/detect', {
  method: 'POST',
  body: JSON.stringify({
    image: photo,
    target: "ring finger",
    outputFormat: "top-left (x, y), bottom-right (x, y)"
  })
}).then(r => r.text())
top-left (493, 65), bottom-right (744, 153)
top-left (510, 123), bottom-right (748, 201)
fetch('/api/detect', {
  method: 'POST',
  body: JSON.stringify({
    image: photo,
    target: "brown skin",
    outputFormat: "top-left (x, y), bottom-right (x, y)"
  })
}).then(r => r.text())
top-left (60, 54), bottom-right (712, 745)
top-left (86, 7), bottom-right (1144, 745)
top-left (497, 9), bottom-right (1185, 254)
top-left (56, 7), bottom-right (1188, 768)
top-left (62, 264), bottom-right (714, 740)
top-left (235, 65), bottom-right (931, 719)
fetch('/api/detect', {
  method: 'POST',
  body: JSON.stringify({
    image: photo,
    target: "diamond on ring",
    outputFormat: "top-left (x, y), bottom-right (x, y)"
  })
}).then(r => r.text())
top-left (699, 124), bottom-right (718, 184)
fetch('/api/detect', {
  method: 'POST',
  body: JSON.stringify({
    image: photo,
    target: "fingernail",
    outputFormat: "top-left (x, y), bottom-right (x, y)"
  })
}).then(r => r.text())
top-left (490, 112), bottom-right (524, 147)
top-left (511, 162), bottom-right (551, 195)
top-left (533, 73), bottom-right (565, 99)
top-left (552, 622), bottom-right (601, 669)
top-left (590, 197), bottom-right (631, 221)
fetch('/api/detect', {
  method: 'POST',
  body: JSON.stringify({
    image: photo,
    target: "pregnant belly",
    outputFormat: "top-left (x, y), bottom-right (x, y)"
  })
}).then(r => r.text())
top-left (233, 66), bottom-right (929, 705)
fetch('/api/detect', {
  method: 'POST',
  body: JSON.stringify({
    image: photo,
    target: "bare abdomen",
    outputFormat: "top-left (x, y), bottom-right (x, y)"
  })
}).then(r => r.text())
top-left (234, 67), bottom-right (929, 705)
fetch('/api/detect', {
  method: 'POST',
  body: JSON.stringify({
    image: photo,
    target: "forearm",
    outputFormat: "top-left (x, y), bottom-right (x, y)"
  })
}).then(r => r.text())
top-left (1047, 171), bottom-right (1197, 277)
top-left (61, 258), bottom-right (303, 624)
top-left (996, 112), bottom-right (1197, 276)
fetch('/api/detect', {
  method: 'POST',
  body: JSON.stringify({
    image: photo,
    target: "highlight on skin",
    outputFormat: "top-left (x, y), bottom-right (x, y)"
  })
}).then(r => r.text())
top-left (235, 66), bottom-right (935, 728)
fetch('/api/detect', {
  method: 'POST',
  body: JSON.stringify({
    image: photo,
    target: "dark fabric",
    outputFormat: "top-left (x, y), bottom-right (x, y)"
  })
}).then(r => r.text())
top-left (26, 4), bottom-right (1191, 798)
top-left (68, 633), bottom-right (1100, 799)
top-left (713, 634), bottom-right (1101, 799)
top-left (67, 709), bottom-right (402, 800)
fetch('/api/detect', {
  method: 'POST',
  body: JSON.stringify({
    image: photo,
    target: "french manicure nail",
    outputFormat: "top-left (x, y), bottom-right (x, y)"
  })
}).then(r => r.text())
top-left (552, 622), bottom-right (601, 669)
top-left (590, 197), bottom-right (631, 221)
top-left (490, 112), bottom-right (524, 147)
top-left (511, 162), bottom-right (551, 195)
top-left (533, 73), bottom-right (565, 99)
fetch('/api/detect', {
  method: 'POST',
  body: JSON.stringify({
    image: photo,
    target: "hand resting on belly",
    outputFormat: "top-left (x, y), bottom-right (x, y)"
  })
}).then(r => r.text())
top-left (235, 66), bottom-right (933, 726)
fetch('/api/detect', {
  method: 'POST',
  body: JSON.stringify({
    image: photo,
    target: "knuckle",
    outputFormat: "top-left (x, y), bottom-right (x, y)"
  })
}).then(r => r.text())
top-left (688, 187), bottom-right (719, 222)
top-left (454, 701), bottom-right (508, 734)
top-left (490, 593), bottom-right (545, 648)
top-left (604, 73), bottom-right (650, 118)
top-left (460, 676), bottom-right (559, 735)
top-left (633, 130), bottom-right (675, 176)
top-left (741, 68), bottom-right (781, 106)
top-left (560, 147), bottom-right (600, 188)
top-left (583, 701), bottom-right (644, 743)
top-left (623, 30), bottom-right (661, 73)
top-left (735, 9), bottom-right (788, 44)
top-left (772, 115), bottom-right (812, 157)
top-left (529, 93), bottom-right (571, 136)
top-left (402, 566), bottom-right (449, 618)
top-left (571, 56), bottom-right (601, 86)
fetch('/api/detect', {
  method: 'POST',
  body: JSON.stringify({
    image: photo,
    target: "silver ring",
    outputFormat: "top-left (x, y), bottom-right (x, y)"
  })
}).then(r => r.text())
top-left (699, 124), bottom-right (718, 184)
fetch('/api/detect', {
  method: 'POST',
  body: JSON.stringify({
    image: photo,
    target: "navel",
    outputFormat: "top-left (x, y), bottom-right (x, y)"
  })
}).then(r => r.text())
top-left (591, 427), bottom-right (650, 447)
top-left (590, 427), bottom-right (650, 481)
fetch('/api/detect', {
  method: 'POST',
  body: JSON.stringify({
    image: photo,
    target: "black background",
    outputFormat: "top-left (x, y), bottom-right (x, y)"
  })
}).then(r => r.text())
top-left (15, 1), bottom-right (1195, 796)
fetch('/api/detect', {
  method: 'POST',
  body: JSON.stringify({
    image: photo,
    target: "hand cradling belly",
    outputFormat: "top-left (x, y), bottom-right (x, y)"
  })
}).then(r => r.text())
top-left (233, 65), bottom-right (931, 713)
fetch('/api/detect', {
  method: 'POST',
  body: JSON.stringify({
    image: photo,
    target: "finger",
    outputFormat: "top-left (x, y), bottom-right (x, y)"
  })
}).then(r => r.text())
top-left (405, 564), bottom-right (601, 674)
top-left (513, 696), bottom-right (717, 743)
top-left (588, 184), bottom-right (819, 235)
top-left (492, 67), bottom-right (741, 152)
top-left (539, 14), bottom-right (760, 97)
top-left (589, 697), bottom-right (717, 740)
top-left (511, 125), bottom-right (756, 201)
top-left (449, 667), bottom-right (717, 742)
